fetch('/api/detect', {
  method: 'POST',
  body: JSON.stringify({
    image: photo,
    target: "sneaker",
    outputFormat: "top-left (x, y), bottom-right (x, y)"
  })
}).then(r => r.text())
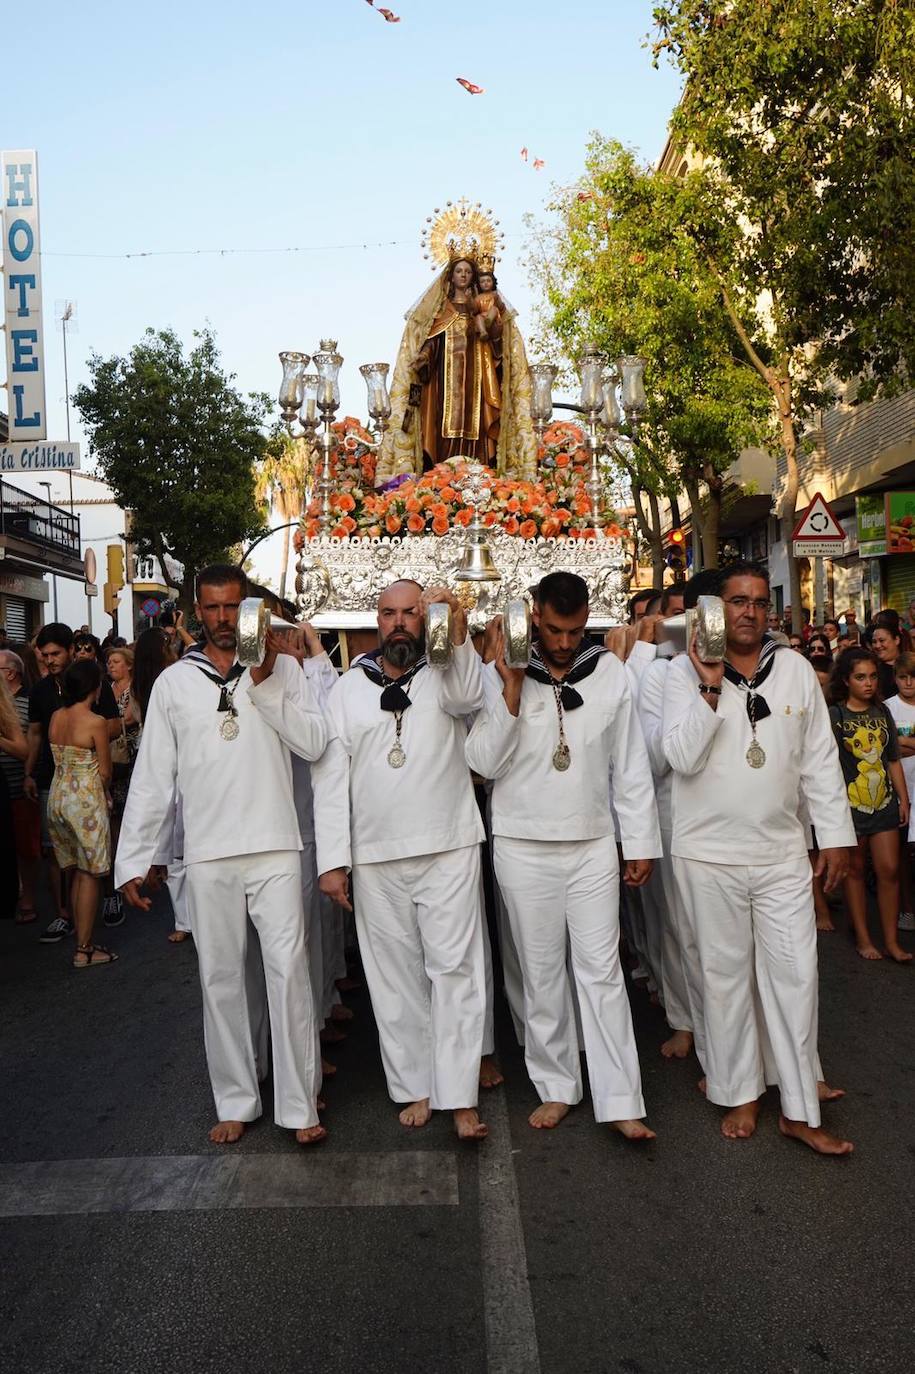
top-left (103, 895), bottom-right (125, 929)
top-left (898, 911), bottom-right (915, 932)
top-left (39, 916), bottom-right (74, 944)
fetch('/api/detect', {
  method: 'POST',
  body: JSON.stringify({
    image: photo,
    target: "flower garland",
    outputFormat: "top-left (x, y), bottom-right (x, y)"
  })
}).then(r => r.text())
top-left (302, 416), bottom-right (622, 541)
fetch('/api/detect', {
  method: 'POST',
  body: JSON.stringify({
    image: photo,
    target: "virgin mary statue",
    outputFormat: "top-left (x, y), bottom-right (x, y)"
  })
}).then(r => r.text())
top-left (376, 221), bottom-right (537, 483)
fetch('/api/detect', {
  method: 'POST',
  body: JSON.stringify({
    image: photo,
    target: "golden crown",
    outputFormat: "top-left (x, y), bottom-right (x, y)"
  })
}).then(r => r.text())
top-left (420, 198), bottom-right (504, 272)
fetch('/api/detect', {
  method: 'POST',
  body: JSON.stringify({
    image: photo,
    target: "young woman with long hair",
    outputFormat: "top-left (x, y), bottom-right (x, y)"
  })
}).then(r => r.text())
top-left (828, 647), bottom-right (912, 962)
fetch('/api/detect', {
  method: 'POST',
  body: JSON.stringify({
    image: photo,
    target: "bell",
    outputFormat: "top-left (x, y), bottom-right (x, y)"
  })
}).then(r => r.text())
top-left (503, 599), bottom-right (532, 669)
top-left (236, 597), bottom-right (297, 667)
top-left (455, 535), bottom-right (501, 582)
top-left (655, 595), bottom-right (726, 663)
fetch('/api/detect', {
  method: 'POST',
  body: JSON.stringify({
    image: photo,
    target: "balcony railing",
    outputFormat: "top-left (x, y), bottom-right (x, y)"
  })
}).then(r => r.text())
top-left (0, 479), bottom-right (81, 561)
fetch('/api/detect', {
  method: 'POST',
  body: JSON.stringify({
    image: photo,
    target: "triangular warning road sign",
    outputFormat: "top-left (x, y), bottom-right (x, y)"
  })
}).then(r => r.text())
top-left (792, 492), bottom-right (845, 542)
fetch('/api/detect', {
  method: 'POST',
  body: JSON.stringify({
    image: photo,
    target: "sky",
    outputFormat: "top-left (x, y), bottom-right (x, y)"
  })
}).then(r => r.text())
top-left (2, 0), bottom-right (682, 587)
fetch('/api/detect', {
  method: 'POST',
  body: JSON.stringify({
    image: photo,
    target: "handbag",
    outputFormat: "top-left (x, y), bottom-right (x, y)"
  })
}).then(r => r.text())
top-left (110, 721), bottom-right (131, 767)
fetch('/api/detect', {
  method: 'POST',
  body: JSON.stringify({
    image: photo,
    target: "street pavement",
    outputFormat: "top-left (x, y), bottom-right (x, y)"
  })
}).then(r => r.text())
top-left (1, 887), bottom-right (913, 1374)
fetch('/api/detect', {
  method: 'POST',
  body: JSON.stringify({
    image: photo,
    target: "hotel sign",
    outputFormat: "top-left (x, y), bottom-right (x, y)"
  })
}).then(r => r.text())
top-left (1, 150), bottom-right (47, 439)
top-left (0, 441), bottom-right (81, 472)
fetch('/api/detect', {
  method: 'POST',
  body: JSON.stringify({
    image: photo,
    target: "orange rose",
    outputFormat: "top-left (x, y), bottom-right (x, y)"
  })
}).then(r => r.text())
top-left (337, 493), bottom-right (356, 513)
top-left (304, 519), bottom-right (320, 538)
top-left (519, 519), bottom-right (537, 539)
top-left (367, 524), bottom-right (382, 538)
top-left (541, 517), bottom-right (561, 538)
top-left (555, 452), bottom-right (570, 467)
top-left (483, 511), bottom-right (497, 527)
top-left (340, 515), bottom-right (357, 534)
top-left (432, 515), bottom-right (450, 536)
top-left (407, 513), bottom-right (426, 533)
top-left (405, 496), bottom-right (421, 514)
top-left (386, 512), bottom-right (402, 534)
top-left (455, 508), bottom-right (474, 527)
top-left (431, 502), bottom-right (448, 521)
top-left (330, 524), bottom-right (349, 540)
top-left (439, 486), bottom-right (458, 503)
top-left (502, 516), bottom-right (520, 535)
top-left (507, 498), bottom-right (520, 513)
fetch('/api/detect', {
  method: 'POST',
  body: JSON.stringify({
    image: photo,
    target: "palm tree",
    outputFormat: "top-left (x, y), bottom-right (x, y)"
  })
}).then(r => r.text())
top-left (255, 430), bottom-right (309, 599)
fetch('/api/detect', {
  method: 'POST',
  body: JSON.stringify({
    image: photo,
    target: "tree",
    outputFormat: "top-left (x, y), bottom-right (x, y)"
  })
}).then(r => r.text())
top-left (255, 427), bottom-right (310, 600)
top-left (526, 136), bottom-right (771, 574)
top-left (74, 329), bottom-right (268, 611)
top-left (652, 0), bottom-right (915, 625)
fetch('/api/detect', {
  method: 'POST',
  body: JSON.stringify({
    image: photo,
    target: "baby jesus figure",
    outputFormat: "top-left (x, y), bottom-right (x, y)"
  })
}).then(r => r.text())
top-left (473, 268), bottom-right (505, 356)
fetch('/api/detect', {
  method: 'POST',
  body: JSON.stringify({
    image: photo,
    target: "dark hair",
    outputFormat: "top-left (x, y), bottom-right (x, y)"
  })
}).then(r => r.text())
top-left (823, 619), bottom-right (840, 633)
top-left (718, 560), bottom-right (770, 596)
top-left (869, 613), bottom-right (910, 652)
top-left (61, 657), bottom-right (102, 706)
top-left (659, 583), bottom-right (686, 613)
top-left (628, 588), bottom-right (660, 622)
top-left (478, 270), bottom-right (498, 288)
top-left (195, 564), bottom-right (247, 601)
top-left (537, 571), bottom-right (589, 617)
top-left (36, 622), bottom-right (73, 651)
top-left (132, 628), bottom-right (173, 724)
top-left (806, 632), bottom-right (833, 661)
top-left (682, 569), bottom-right (722, 610)
top-left (73, 632), bottom-right (102, 659)
top-left (828, 646), bottom-right (880, 705)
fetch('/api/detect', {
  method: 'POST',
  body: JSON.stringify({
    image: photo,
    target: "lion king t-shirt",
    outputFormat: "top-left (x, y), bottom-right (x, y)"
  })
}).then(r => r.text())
top-left (828, 702), bottom-right (900, 835)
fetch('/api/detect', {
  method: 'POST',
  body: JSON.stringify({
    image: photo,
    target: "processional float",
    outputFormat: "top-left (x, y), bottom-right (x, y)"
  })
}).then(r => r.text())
top-left (273, 199), bottom-right (652, 657)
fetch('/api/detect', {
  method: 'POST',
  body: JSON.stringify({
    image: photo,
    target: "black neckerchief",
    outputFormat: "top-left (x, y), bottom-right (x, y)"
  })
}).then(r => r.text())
top-left (183, 648), bottom-right (245, 711)
top-left (359, 648), bottom-right (428, 712)
top-left (525, 636), bottom-right (607, 710)
top-left (722, 635), bottom-right (782, 722)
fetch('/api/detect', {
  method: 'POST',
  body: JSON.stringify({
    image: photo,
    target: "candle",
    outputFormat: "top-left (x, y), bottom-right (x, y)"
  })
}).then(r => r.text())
top-left (306, 398), bottom-right (316, 421)
top-left (323, 380), bottom-right (335, 407)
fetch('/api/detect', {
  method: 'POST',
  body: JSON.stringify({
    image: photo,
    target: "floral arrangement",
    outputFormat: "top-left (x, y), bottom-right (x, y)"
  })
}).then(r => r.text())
top-left (302, 416), bottom-right (622, 541)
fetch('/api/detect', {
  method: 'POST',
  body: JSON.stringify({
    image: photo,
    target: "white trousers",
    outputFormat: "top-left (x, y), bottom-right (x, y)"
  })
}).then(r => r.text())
top-left (300, 842), bottom-right (325, 1031)
top-left (320, 892), bottom-right (344, 1018)
top-left (673, 854), bottom-right (821, 1127)
top-left (494, 835), bottom-right (645, 1122)
top-left (166, 861), bottom-right (190, 933)
top-left (641, 830), bottom-right (706, 1057)
top-left (185, 850), bottom-right (319, 1128)
top-left (352, 845), bottom-right (486, 1109)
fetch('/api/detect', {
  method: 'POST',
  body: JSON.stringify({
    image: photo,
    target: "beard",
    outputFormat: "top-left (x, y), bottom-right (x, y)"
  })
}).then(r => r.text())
top-left (382, 630), bottom-right (424, 669)
top-left (203, 622), bottom-right (237, 651)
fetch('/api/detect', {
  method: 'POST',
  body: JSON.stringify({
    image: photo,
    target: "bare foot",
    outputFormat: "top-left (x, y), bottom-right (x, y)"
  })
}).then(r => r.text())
top-left (885, 943), bottom-right (914, 964)
top-left (611, 1119), bottom-right (656, 1140)
top-left (320, 1024), bottom-right (347, 1044)
top-left (529, 1101), bottom-right (570, 1129)
top-left (454, 1108), bottom-right (488, 1140)
top-left (696, 1076), bottom-right (707, 1096)
top-left (209, 1120), bottom-right (245, 1144)
top-left (168, 930), bottom-right (190, 943)
top-left (296, 1125), bottom-right (328, 1146)
top-left (818, 1080), bottom-right (846, 1102)
top-left (321, 1056), bottom-right (337, 1078)
top-left (335, 975), bottom-right (361, 992)
top-left (479, 1055), bottom-right (504, 1088)
top-left (816, 915), bottom-right (836, 932)
top-left (721, 1100), bottom-right (760, 1140)
top-left (399, 1098), bottom-right (431, 1128)
top-left (778, 1115), bottom-right (853, 1155)
top-left (661, 1029), bottom-right (693, 1060)
top-left (856, 944), bottom-right (883, 961)
top-left (330, 1003), bottom-right (354, 1022)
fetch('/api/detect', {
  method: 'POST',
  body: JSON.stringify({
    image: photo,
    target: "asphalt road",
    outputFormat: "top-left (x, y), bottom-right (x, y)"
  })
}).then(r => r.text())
top-left (1, 885), bottom-right (912, 1374)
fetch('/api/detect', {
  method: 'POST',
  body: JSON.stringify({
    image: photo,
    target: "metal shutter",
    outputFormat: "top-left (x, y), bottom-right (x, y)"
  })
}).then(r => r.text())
top-left (3, 596), bottom-right (28, 640)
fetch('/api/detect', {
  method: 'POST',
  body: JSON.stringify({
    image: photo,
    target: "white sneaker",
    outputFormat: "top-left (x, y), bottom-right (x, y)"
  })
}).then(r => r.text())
top-left (897, 911), bottom-right (915, 931)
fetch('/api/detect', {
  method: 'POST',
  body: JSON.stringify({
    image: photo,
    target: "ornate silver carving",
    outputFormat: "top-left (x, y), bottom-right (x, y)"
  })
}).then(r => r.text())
top-left (295, 530), bottom-right (631, 629)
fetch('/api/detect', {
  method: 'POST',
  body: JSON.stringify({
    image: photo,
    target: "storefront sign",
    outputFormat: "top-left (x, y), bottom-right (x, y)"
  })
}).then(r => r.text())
top-left (885, 491), bottom-right (915, 554)
top-left (0, 570), bottom-right (49, 601)
top-left (0, 441), bottom-right (81, 472)
top-left (1, 150), bottom-right (47, 440)
top-left (856, 494), bottom-right (887, 557)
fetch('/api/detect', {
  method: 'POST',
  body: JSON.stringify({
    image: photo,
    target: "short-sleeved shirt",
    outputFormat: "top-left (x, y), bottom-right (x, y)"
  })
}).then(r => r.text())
top-left (829, 701), bottom-right (900, 835)
top-left (28, 673), bottom-right (119, 790)
top-left (0, 687), bottom-right (29, 800)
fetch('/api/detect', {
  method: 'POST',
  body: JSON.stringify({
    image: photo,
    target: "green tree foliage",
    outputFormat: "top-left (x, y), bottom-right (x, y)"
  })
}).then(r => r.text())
top-left (527, 136), bottom-right (772, 573)
top-left (74, 329), bottom-right (268, 608)
top-left (652, 0), bottom-right (915, 622)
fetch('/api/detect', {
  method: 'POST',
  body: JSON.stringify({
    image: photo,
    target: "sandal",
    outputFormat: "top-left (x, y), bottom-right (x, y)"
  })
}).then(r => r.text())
top-left (72, 943), bottom-right (119, 970)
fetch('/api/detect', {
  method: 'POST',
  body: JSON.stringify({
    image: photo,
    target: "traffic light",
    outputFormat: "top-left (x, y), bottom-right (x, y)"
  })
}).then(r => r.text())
top-left (665, 527), bottom-right (687, 573)
top-left (107, 543), bottom-right (125, 591)
top-left (103, 584), bottom-right (121, 616)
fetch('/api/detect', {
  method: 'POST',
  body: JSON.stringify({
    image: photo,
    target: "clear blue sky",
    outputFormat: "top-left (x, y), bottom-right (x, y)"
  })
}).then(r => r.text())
top-left (3, 0), bottom-right (681, 581)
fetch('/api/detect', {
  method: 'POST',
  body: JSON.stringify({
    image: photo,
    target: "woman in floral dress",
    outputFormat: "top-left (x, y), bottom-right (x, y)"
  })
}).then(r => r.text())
top-left (47, 658), bottom-right (116, 969)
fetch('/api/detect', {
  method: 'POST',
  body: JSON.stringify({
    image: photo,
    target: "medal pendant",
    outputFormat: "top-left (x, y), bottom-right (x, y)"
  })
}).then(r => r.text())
top-left (387, 743), bottom-right (406, 769)
top-left (220, 714), bottom-right (240, 741)
top-left (552, 742), bottom-right (571, 772)
top-left (746, 739), bottom-right (766, 769)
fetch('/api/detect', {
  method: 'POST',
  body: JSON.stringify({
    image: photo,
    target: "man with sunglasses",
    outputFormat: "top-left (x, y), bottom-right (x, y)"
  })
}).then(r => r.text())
top-left (663, 560), bottom-right (856, 1155)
